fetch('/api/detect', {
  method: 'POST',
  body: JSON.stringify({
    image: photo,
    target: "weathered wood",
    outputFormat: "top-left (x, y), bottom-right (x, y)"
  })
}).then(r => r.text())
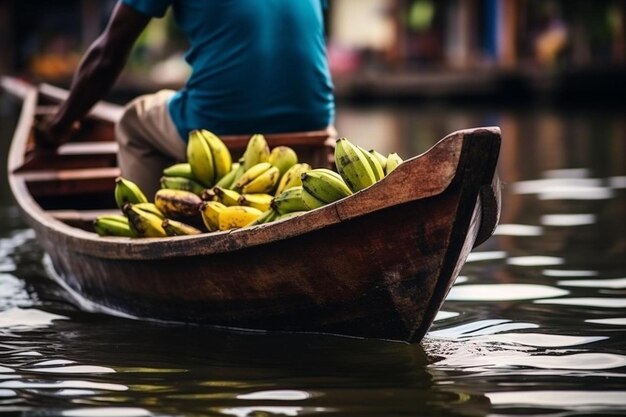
top-left (5, 77), bottom-right (501, 343)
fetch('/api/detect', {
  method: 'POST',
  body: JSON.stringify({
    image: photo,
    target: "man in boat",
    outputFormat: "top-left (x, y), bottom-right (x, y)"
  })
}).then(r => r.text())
top-left (38, 0), bottom-right (335, 196)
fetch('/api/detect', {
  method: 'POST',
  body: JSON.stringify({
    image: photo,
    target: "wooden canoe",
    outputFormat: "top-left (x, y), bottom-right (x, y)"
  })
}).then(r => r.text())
top-left (2, 77), bottom-right (501, 343)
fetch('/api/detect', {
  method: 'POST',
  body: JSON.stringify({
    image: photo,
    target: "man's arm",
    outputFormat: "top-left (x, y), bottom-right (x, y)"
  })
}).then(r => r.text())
top-left (40, 2), bottom-right (151, 148)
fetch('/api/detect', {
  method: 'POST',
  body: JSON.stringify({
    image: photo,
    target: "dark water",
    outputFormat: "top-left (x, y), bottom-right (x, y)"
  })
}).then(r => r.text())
top-left (1, 91), bottom-right (625, 416)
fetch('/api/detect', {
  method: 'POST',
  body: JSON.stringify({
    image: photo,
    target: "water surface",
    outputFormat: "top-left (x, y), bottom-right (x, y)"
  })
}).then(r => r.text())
top-left (1, 92), bottom-right (625, 416)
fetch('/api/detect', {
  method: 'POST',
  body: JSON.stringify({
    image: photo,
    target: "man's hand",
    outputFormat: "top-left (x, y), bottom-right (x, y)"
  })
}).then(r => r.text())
top-left (34, 117), bottom-right (80, 150)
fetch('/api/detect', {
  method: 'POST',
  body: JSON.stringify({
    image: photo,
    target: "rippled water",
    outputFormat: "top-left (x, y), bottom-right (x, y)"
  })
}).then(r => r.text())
top-left (1, 93), bottom-right (625, 416)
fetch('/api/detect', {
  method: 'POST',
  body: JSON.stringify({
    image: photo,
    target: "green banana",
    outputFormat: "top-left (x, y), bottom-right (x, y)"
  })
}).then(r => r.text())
top-left (213, 186), bottom-right (242, 206)
top-left (162, 219), bottom-right (202, 236)
top-left (215, 162), bottom-right (241, 189)
top-left (154, 189), bottom-right (203, 218)
top-left (335, 138), bottom-right (376, 192)
top-left (93, 215), bottom-right (135, 237)
top-left (357, 145), bottom-right (384, 181)
top-left (163, 163), bottom-right (195, 180)
top-left (385, 153), bottom-right (403, 175)
top-left (242, 134), bottom-right (270, 171)
top-left (233, 162), bottom-right (273, 190)
top-left (238, 193), bottom-right (274, 212)
top-left (274, 163), bottom-right (311, 196)
top-left (123, 204), bottom-right (168, 238)
top-left (268, 146), bottom-right (298, 177)
top-left (242, 166), bottom-right (279, 194)
top-left (114, 177), bottom-right (148, 209)
top-left (200, 129), bottom-right (232, 182)
top-left (247, 209), bottom-right (279, 226)
top-left (199, 201), bottom-right (227, 232)
top-left (301, 169), bottom-right (352, 204)
top-left (271, 186), bottom-right (309, 214)
top-left (218, 206), bottom-right (263, 230)
top-left (301, 188), bottom-right (327, 210)
top-left (227, 163), bottom-right (246, 190)
top-left (133, 202), bottom-right (165, 219)
top-left (187, 130), bottom-right (215, 187)
top-left (369, 150), bottom-right (388, 172)
top-left (160, 176), bottom-right (205, 195)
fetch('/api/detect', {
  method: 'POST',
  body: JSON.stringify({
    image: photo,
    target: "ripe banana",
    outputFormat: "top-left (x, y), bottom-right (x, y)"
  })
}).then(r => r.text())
top-left (242, 134), bottom-right (270, 171)
top-left (268, 146), bottom-right (298, 177)
top-left (187, 129), bottom-right (215, 187)
top-left (239, 193), bottom-right (273, 212)
top-left (154, 189), bottom-right (203, 218)
top-left (123, 204), bottom-right (168, 238)
top-left (301, 188), bottom-right (326, 210)
top-left (271, 186), bottom-right (309, 214)
top-left (242, 166), bottom-right (279, 194)
top-left (213, 186), bottom-right (242, 206)
top-left (369, 150), bottom-right (388, 172)
top-left (274, 163), bottom-right (311, 196)
top-left (301, 169), bottom-right (352, 204)
top-left (114, 177), bottom-right (148, 209)
top-left (93, 215), bottom-right (135, 237)
top-left (160, 176), bottom-right (205, 195)
top-left (133, 202), bottom-right (165, 219)
top-left (335, 138), bottom-right (376, 192)
top-left (357, 145), bottom-right (384, 181)
top-left (215, 162), bottom-right (241, 189)
top-left (162, 219), bottom-right (202, 236)
top-left (199, 201), bottom-right (227, 232)
top-left (233, 162), bottom-right (272, 190)
top-left (200, 129), bottom-right (232, 182)
top-left (247, 209), bottom-right (279, 226)
top-left (218, 206), bottom-right (263, 231)
top-left (385, 153), bottom-right (403, 175)
top-left (163, 163), bottom-right (195, 180)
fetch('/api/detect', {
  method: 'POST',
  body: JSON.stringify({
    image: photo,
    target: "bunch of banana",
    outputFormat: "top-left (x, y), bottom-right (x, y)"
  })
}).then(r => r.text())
top-left (335, 138), bottom-right (377, 192)
top-left (274, 163), bottom-right (311, 196)
top-left (199, 201), bottom-right (227, 232)
top-left (242, 134), bottom-right (270, 171)
top-left (268, 146), bottom-right (298, 177)
top-left (187, 129), bottom-right (232, 187)
top-left (218, 206), bottom-right (263, 231)
top-left (357, 144), bottom-right (385, 181)
top-left (214, 162), bottom-right (244, 189)
top-left (93, 214), bottom-right (135, 237)
top-left (233, 162), bottom-right (280, 194)
top-left (212, 186), bottom-right (242, 206)
top-left (385, 153), bottom-right (403, 175)
top-left (160, 176), bottom-right (205, 195)
top-left (163, 163), bottom-right (195, 179)
top-left (369, 150), bottom-right (388, 172)
top-left (123, 203), bottom-right (168, 238)
top-left (271, 186), bottom-right (309, 214)
top-left (114, 177), bottom-right (148, 209)
top-left (239, 193), bottom-right (273, 212)
top-left (301, 169), bottom-right (352, 207)
top-left (162, 219), bottom-right (202, 236)
top-left (154, 189), bottom-right (203, 218)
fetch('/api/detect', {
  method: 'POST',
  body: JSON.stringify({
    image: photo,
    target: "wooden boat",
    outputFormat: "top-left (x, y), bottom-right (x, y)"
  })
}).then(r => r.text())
top-left (2, 77), bottom-right (501, 343)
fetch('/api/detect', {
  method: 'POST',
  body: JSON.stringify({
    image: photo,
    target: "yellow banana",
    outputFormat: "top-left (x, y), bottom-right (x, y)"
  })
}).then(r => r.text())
top-left (274, 163), bottom-right (311, 196)
top-left (123, 204), bottom-right (167, 238)
top-left (233, 162), bottom-right (272, 190)
top-left (114, 177), bottom-right (148, 209)
top-left (199, 201), bottom-right (227, 232)
top-left (162, 219), bottom-right (202, 236)
top-left (271, 186), bottom-right (310, 214)
top-left (160, 176), bottom-right (205, 195)
top-left (93, 215), bottom-right (135, 237)
top-left (163, 163), bottom-right (195, 180)
top-left (335, 138), bottom-right (376, 192)
top-left (238, 193), bottom-right (274, 212)
top-left (215, 162), bottom-right (241, 189)
top-left (369, 149), bottom-right (388, 172)
top-left (154, 189), bottom-right (203, 218)
top-left (133, 202), bottom-right (165, 219)
top-left (242, 134), bottom-right (270, 171)
top-left (218, 206), bottom-right (263, 231)
top-left (268, 146), bottom-right (298, 177)
top-left (301, 188), bottom-right (327, 210)
top-left (385, 153), bottom-right (403, 175)
top-left (200, 129), bottom-right (232, 182)
top-left (356, 145), bottom-right (384, 181)
top-left (247, 209), bottom-right (279, 226)
top-left (301, 169), bottom-right (352, 203)
top-left (242, 166), bottom-right (279, 194)
top-left (212, 186), bottom-right (242, 206)
top-left (187, 130), bottom-right (215, 187)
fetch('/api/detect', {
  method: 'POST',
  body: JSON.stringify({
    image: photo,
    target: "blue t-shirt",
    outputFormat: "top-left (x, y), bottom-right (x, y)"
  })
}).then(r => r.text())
top-left (122, 0), bottom-right (335, 140)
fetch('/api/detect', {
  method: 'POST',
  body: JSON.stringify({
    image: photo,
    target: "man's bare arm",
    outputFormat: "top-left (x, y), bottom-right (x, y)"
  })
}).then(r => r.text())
top-left (41, 2), bottom-right (151, 147)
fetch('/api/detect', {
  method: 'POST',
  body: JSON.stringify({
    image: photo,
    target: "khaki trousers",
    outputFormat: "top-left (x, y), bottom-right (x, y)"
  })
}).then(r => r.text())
top-left (115, 90), bottom-right (186, 199)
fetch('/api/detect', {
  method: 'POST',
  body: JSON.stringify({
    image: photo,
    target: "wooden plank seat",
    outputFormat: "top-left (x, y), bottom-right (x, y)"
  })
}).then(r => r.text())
top-left (16, 166), bottom-right (120, 197)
